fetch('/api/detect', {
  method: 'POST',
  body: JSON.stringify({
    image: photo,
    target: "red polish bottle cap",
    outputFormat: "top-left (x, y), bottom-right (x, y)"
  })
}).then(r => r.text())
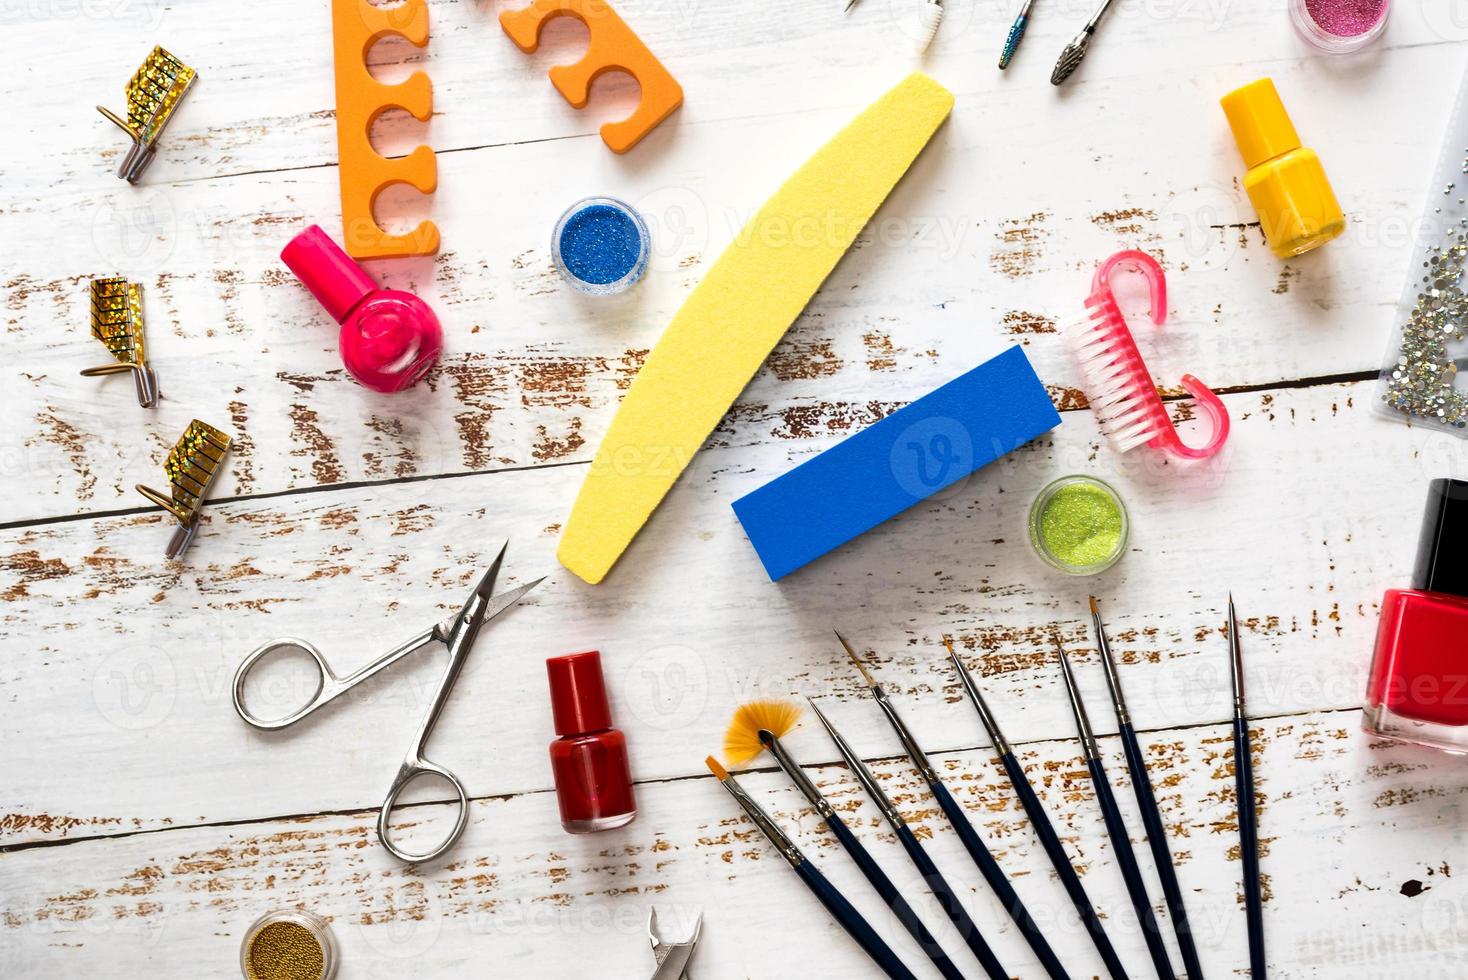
top-left (547, 650), bottom-right (614, 736)
top-left (280, 224), bottom-right (375, 323)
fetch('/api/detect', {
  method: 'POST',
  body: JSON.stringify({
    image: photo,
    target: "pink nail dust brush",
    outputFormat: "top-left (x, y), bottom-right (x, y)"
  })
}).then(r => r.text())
top-left (1061, 249), bottom-right (1230, 459)
top-left (281, 225), bottom-right (443, 393)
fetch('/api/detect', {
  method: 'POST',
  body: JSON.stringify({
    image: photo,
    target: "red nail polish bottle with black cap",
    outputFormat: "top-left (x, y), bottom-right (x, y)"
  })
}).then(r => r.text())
top-left (547, 651), bottom-right (637, 833)
top-left (1365, 479), bottom-right (1468, 752)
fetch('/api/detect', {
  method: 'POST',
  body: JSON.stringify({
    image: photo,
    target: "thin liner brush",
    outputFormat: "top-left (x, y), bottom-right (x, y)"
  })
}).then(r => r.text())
top-left (836, 632), bottom-right (1072, 980)
top-left (1055, 637), bottom-right (1175, 980)
top-left (807, 700), bottom-right (1011, 980)
top-left (1090, 596), bottom-right (1204, 979)
top-left (723, 702), bottom-right (968, 980)
top-left (1229, 595), bottom-right (1266, 977)
top-left (704, 756), bottom-right (920, 980)
top-left (943, 637), bottom-right (1131, 980)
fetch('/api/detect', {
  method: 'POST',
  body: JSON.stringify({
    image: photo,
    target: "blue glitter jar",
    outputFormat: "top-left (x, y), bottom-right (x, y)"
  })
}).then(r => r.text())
top-left (551, 196), bottom-right (651, 296)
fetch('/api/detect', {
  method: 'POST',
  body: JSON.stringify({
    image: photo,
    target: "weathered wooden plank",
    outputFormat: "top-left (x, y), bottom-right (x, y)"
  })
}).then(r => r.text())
top-left (3, 377), bottom-right (1461, 848)
top-left (3, 707), bottom-right (1464, 978)
top-left (2, 7), bottom-right (1461, 525)
top-left (7, 0), bottom-right (1460, 186)
top-left (8, 6), bottom-right (1468, 978)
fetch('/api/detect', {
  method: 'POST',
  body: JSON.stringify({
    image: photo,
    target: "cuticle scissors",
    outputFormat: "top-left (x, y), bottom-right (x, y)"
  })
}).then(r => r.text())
top-left (231, 541), bottom-right (543, 863)
top-left (649, 907), bottom-right (701, 980)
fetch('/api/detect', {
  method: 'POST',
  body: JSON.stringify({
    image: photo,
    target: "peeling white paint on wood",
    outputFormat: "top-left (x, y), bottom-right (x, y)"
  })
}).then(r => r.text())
top-left (2, 709), bottom-right (1465, 978)
top-left (2, 3), bottom-right (1464, 523)
top-left (3, 0), bottom-right (1468, 976)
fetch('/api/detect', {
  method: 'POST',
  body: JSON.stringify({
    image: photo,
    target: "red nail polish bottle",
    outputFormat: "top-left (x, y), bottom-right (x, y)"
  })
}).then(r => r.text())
top-left (547, 651), bottom-right (637, 833)
top-left (1365, 479), bottom-right (1468, 752)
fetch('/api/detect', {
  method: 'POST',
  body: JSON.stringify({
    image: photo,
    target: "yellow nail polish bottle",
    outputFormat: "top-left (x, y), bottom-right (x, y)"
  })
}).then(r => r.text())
top-left (1220, 78), bottom-right (1345, 258)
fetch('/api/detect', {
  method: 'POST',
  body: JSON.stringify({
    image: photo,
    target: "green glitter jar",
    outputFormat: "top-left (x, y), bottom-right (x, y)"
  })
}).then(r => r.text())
top-left (1028, 475), bottom-right (1128, 575)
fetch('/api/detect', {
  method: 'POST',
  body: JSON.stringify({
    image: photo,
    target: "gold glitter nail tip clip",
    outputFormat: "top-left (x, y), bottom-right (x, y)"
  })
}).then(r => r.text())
top-left (96, 45), bottom-right (198, 183)
top-left (135, 420), bottom-right (231, 560)
top-left (81, 277), bottom-right (158, 408)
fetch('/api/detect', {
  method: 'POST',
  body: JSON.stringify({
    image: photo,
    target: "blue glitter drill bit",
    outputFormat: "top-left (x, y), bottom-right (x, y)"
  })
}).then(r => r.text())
top-left (999, 0), bottom-right (1035, 69)
top-left (552, 197), bottom-right (651, 295)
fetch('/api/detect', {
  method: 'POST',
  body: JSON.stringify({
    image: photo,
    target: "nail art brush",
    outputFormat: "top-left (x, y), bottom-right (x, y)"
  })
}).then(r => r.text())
top-left (836, 632), bottom-right (1072, 980)
top-left (704, 756), bottom-right (920, 980)
top-left (1055, 637), bottom-right (1174, 980)
top-left (943, 637), bottom-right (1130, 980)
top-left (1050, 0), bottom-right (1116, 85)
top-left (1229, 595), bottom-right (1266, 977)
top-left (1090, 597), bottom-right (1204, 979)
top-left (723, 702), bottom-right (968, 980)
top-left (807, 700), bottom-right (1011, 980)
top-left (998, 0), bottom-right (1035, 69)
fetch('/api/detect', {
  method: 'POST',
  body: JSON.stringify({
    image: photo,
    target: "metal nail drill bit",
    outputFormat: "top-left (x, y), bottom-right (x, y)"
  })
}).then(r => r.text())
top-left (1051, 0), bottom-right (1116, 85)
top-left (914, 0), bottom-right (944, 53)
top-left (835, 632), bottom-right (939, 783)
top-left (998, 0), bottom-right (1035, 69)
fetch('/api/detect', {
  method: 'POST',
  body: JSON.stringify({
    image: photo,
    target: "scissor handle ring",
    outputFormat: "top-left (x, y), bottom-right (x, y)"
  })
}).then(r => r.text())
top-left (377, 759), bottom-right (470, 864)
top-left (232, 637), bottom-right (336, 731)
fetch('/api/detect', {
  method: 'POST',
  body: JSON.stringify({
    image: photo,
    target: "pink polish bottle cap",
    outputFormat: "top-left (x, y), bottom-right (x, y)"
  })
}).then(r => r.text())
top-left (281, 225), bottom-right (375, 323)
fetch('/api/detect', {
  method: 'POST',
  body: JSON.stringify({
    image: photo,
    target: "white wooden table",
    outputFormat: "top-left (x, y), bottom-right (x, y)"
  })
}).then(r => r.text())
top-left (4, 1), bottom-right (1468, 977)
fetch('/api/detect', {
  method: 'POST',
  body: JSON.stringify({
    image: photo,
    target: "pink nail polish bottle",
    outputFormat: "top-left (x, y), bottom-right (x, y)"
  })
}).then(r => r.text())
top-left (281, 225), bottom-right (443, 393)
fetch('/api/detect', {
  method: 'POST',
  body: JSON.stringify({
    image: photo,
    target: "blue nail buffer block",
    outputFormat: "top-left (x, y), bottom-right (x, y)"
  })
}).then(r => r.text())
top-left (732, 345), bottom-right (1061, 581)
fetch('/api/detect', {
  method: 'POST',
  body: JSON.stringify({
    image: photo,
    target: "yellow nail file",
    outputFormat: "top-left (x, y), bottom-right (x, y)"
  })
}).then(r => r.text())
top-left (558, 72), bottom-right (955, 584)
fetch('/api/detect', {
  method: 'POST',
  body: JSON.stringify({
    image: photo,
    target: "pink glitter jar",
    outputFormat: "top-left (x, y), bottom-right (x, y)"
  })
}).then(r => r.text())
top-left (1290, 0), bottom-right (1390, 53)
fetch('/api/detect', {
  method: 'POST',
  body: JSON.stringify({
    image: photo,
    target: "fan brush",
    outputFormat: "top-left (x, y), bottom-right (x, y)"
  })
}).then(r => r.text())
top-left (722, 700), bottom-right (967, 979)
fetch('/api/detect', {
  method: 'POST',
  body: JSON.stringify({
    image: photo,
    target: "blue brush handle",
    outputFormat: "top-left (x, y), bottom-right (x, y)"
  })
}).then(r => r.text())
top-left (1086, 755), bottom-right (1175, 980)
top-left (894, 822), bottom-right (1009, 980)
top-left (999, 750), bottom-right (1130, 980)
top-left (1119, 722), bottom-right (1204, 980)
top-left (826, 814), bottom-right (967, 980)
top-left (793, 857), bottom-right (920, 980)
top-left (929, 778), bottom-right (1071, 980)
top-left (1234, 716), bottom-right (1266, 977)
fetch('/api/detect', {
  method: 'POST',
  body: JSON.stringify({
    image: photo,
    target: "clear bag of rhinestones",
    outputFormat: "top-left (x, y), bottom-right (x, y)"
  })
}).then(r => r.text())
top-left (1377, 63), bottom-right (1468, 432)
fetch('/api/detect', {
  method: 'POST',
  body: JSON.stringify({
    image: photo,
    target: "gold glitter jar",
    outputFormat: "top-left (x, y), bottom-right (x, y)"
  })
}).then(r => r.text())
top-left (239, 910), bottom-right (339, 980)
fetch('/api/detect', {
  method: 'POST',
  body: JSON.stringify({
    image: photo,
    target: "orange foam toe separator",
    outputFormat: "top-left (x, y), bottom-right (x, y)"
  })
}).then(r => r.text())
top-left (331, 0), bottom-right (440, 258)
top-left (499, 0), bottom-right (683, 154)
